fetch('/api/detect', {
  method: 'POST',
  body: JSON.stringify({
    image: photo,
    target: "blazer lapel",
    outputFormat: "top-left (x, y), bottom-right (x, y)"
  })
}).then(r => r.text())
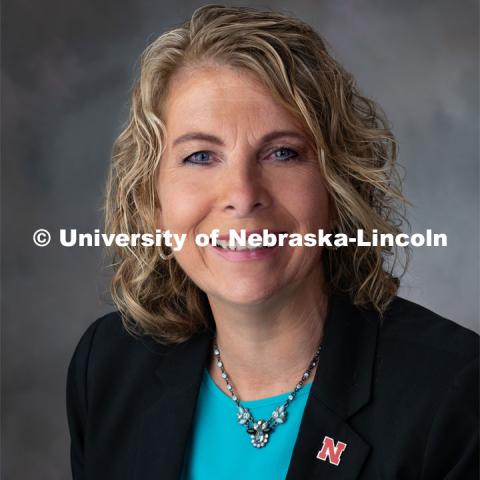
top-left (286, 401), bottom-right (371, 479)
top-left (286, 294), bottom-right (379, 479)
top-left (133, 326), bottom-right (214, 480)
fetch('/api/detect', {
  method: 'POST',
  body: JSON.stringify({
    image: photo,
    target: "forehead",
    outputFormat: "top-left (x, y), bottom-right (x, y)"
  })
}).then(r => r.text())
top-left (162, 65), bottom-right (304, 136)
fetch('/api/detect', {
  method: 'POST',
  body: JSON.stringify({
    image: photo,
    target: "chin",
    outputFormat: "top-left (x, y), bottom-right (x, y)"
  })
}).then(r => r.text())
top-left (216, 282), bottom-right (282, 306)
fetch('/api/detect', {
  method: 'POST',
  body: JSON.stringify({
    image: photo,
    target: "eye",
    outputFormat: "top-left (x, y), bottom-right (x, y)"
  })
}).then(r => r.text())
top-left (183, 151), bottom-right (212, 165)
top-left (270, 147), bottom-right (299, 162)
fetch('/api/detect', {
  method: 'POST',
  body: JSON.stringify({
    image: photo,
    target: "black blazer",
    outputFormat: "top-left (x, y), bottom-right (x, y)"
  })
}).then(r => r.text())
top-left (66, 294), bottom-right (479, 479)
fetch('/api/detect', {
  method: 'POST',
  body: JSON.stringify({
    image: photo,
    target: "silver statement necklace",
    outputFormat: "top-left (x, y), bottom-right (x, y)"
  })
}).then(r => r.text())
top-left (212, 339), bottom-right (322, 448)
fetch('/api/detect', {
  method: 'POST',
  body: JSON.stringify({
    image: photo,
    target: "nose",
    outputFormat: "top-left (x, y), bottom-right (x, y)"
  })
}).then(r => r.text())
top-left (221, 159), bottom-right (271, 217)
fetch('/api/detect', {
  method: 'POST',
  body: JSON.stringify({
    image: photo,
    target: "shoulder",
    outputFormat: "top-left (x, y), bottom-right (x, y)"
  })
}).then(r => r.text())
top-left (378, 296), bottom-right (478, 363)
top-left (66, 312), bottom-right (183, 478)
top-left (366, 297), bottom-right (479, 477)
top-left (370, 295), bottom-right (478, 417)
top-left (66, 310), bottom-right (178, 417)
top-left (68, 310), bottom-right (173, 381)
top-left (371, 296), bottom-right (478, 425)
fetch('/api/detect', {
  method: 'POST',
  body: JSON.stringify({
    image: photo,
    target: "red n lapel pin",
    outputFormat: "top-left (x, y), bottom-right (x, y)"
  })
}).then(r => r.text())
top-left (316, 436), bottom-right (347, 466)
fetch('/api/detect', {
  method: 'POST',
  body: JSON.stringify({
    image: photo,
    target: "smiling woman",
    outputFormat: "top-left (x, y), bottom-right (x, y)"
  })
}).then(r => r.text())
top-left (66, 5), bottom-right (478, 480)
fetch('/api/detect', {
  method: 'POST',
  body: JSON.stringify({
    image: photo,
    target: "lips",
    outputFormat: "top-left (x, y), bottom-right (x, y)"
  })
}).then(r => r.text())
top-left (215, 238), bottom-right (273, 251)
top-left (214, 229), bottom-right (287, 241)
top-left (207, 228), bottom-right (286, 262)
top-left (209, 229), bottom-right (288, 251)
top-left (209, 242), bottom-right (281, 262)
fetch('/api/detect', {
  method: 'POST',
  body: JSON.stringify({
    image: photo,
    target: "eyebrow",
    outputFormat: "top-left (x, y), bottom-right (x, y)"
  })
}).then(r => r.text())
top-left (172, 130), bottom-right (308, 147)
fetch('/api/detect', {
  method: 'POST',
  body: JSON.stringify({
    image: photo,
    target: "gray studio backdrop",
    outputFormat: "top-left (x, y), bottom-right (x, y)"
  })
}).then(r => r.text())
top-left (2, 0), bottom-right (478, 478)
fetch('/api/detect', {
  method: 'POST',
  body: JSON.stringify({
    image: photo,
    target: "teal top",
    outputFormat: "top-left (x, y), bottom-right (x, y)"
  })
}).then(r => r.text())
top-left (180, 368), bottom-right (313, 480)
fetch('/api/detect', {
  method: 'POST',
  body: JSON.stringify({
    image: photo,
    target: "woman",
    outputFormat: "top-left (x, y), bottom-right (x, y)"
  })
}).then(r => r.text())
top-left (66, 5), bottom-right (478, 479)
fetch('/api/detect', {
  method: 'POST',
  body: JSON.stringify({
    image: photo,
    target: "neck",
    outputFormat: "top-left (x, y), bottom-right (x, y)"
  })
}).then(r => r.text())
top-left (207, 268), bottom-right (329, 401)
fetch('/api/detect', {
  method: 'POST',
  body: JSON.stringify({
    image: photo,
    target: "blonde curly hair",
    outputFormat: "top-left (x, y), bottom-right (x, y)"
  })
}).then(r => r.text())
top-left (104, 4), bottom-right (409, 344)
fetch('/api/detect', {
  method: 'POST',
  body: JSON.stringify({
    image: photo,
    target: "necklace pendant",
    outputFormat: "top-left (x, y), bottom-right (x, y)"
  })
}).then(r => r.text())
top-left (247, 420), bottom-right (272, 448)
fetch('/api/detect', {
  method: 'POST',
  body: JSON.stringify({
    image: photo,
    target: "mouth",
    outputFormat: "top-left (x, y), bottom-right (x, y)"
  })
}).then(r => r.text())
top-left (212, 241), bottom-right (274, 252)
top-left (209, 230), bottom-right (288, 252)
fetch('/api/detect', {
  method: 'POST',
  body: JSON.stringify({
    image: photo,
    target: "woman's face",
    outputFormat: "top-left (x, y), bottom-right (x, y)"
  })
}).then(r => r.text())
top-left (156, 65), bottom-right (330, 306)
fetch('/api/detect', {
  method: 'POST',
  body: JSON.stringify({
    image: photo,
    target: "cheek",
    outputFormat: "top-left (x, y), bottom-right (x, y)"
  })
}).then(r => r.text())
top-left (158, 175), bottom-right (210, 231)
top-left (306, 184), bottom-right (330, 224)
top-left (276, 171), bottom-right (330, 227)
